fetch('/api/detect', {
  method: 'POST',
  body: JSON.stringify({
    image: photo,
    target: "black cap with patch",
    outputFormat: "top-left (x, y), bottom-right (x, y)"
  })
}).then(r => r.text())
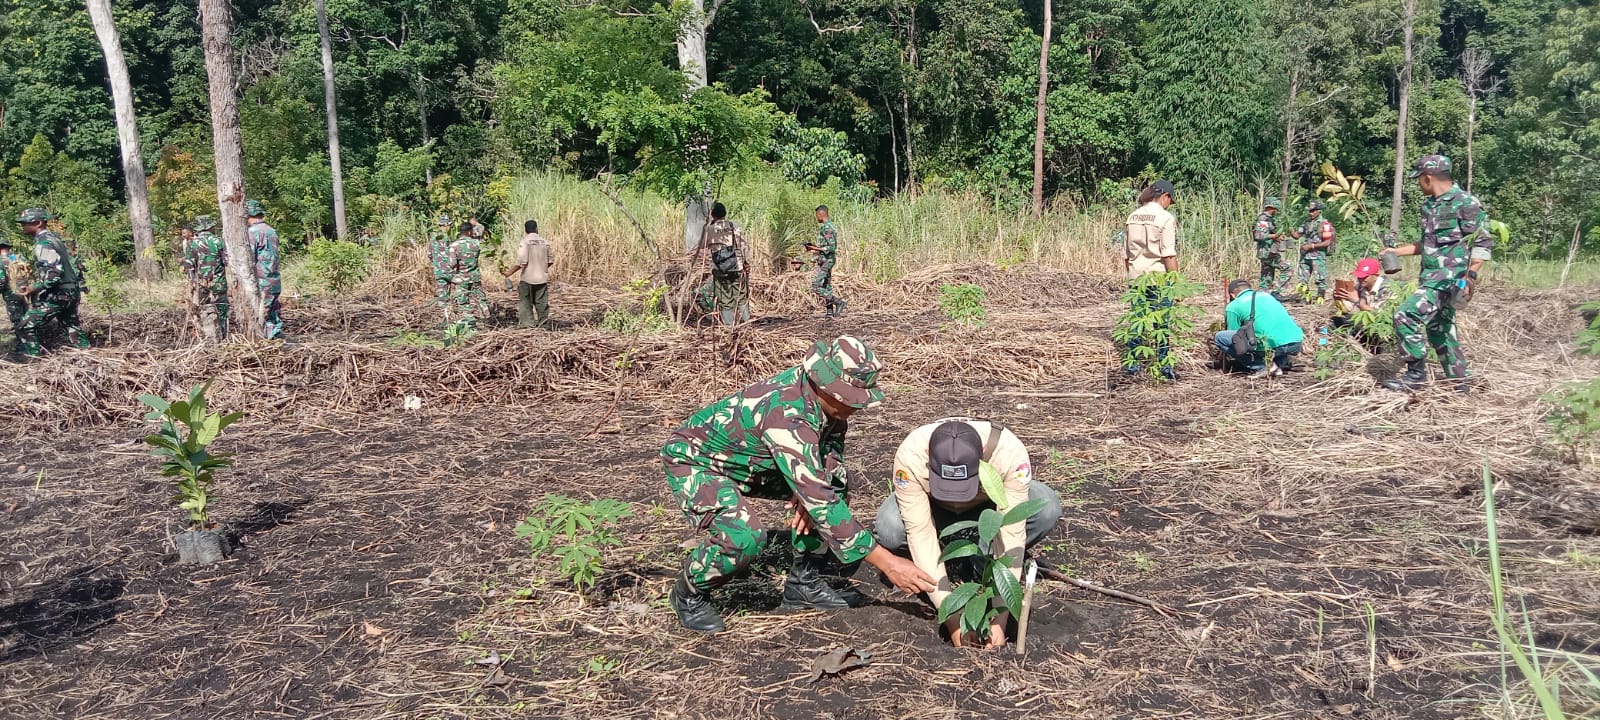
top-left (1151, 179), bottom-right (1175, 198)
top-left (928, 421), bottom-right (983, 503)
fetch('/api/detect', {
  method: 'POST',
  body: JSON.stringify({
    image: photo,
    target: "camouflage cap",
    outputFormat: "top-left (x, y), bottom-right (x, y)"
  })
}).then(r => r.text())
top-left (802, 335), bottom-right (885, 410)
top-left (1308, 200), bottom-right (1325, 212)
top-left (244, 199), bottom-right (267, 217)
top-left (16, 207), bottom-right (49, 223)
top-left (435, 213), bottom-right (452, 226)
top-left (1263, 197), bottom-right (1282, 210)
top-left (192, 215), bottom-right (218, 232)
top-left (1407, 154), bottom-right (1452, 178)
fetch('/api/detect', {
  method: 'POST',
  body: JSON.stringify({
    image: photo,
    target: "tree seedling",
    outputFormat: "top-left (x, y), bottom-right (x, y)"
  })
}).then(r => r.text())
top-left (935, 462), bottom-right (1046, 645)
top-left (515, 495), bottom-right (634, 598)
top-left (139, 381), bottom-right (243, 564)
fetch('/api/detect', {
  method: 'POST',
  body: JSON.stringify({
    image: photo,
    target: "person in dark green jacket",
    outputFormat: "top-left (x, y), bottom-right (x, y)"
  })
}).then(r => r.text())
top-left (1215, 279), bottom-right (1305, 378)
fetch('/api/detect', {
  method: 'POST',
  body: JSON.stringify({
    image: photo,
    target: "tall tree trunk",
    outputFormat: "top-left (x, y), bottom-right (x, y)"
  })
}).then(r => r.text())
top-left (1030, 0), bottom-right (1051, 218)
top-left (1465, 95), bottom-right (1477, 192)
top-left (87, 0), bottom-right (158, 281)
top-left (315, 0), bottom-right (347, 241)
top-left (200, 0), bottom-right (265, 338)
top-left (676, 0), bottom-right (711, 251)
top-left (416, 71), bottom-right (433, 187)
top-left (885, 96), bottom-right (899, 193)
top-left (1278, 66), bottom-right (1300, 202)
top-left (1387, 0), bottom-right (1415, 235)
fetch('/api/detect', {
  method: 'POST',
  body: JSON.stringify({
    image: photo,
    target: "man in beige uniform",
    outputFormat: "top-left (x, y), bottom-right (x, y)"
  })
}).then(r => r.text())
top-left (503, 219), bottom-right (555, 328)
top-left (872, 419), bottom-right (1062, 647)
top-left (1122, 179), bottom-right (1180, 378)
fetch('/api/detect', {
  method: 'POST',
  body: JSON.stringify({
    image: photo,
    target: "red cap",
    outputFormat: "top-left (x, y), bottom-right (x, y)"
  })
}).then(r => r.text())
top-left (1353, 258), bottom-right (1381, 279)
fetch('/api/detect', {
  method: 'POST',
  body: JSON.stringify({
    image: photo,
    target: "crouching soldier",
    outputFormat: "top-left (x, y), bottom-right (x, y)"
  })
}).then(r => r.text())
top-left (872, 419), bottom-right (1062, 647)
top-left (662, 335), bottom-right (936, 633)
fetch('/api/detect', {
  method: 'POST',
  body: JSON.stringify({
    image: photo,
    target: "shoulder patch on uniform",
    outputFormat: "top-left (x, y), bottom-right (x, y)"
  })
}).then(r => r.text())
top-left (893, 469), bottom-right (911, 488)
top-left (1015, 463), bottom-right (1032, 484)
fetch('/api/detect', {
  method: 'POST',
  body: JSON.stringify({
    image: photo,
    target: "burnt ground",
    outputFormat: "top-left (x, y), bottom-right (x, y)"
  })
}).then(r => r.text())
top-left (2, 273), bottom-right (1599, 719)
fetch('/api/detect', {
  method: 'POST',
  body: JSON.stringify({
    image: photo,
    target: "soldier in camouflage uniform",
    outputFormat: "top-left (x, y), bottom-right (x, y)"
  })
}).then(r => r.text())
top-left (1291, 200), bottom-right (1336, 299)
top-left (448, 221), bottom-right (487, 326)
top-left (245, 200), bottom-right (285, 339)
top-left (662, 336), bottom-right (936, 633)
top-left (1382, 155), bottom-right (1494, 392)
top-left (0, 237), bottom-right (27, 336)
top-left (808, 205), bottom-right (847, 317)
top-left (1253, 198), bottom-right (1291, 296)
top-left (695, 202), bottom-right (750, 326)
top-left (428, 214), bottom-right (454, 323)
top-left (13, 208), bottom-right (89, 357)
top-left (183, 215), bottom-right (229, 341)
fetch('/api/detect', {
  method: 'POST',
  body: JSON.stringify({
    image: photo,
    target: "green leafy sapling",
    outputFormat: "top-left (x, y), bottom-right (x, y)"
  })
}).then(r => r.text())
top-left (515, 496), bottom-right (635, 597)
top-left (139, 382), bottom-right (243, 530)
top-left (1112, 271), bottom-right (1205, 381)
top-left (935, 462), bottom-right (1046, 645)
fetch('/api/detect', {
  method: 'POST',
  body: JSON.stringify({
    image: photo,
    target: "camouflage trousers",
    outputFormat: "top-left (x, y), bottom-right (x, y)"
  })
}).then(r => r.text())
top-left (664, 461), bottom-right (844, 593)
top-left (3, 291), bottom-right (25, 329)
top-left (812, 258), bottom-right (840, 307)
top-left (434, 274), bottom-right (453, 321)
top-left (450, 278), bottom-right (487, 326)
top-left (1257, 250), bottom-right (1291, 295)
top-left (1395, 284), bottom-right (1467, 378)
top-left (17, 288), bottom-right (88, 356)
top-left (1298, 254), bottom-right (1328, 297)
top-left (696, 275), bottom-right (749, 326)
top-left (262, 293), bottom-right (283, 339)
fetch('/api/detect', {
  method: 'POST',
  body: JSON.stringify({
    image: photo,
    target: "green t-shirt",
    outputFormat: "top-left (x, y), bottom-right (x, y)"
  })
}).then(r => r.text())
top-left (1226, 290), bottom-right (1305, 349)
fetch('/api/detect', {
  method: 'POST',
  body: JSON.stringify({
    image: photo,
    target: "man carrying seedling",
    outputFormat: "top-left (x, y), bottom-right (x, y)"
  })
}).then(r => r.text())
top-left (183, 215), bottom-right (229, 341)
top-left (1291, 200), bottom-right (1336, 300)
top-left (808, 205), bottom-right (847, 317)
top-left (1122, 179), bottom-right (1180, 379)
top-left (1254, 197), bottom-right (1291, 297)
top-left (694, 202), bottom-right (750, 326)
top-left (662, 335), bottom-right (936, 633)
top-left (1381, 154), bottom-right (1493, 393)
top-left (448, 220), bottom-right (487, 326)
top-left (872, 419), bottom-right (1062, 648)
top-left (245, 200), bottom-right (284, 340)
top-left (12, 208), bottom-right (89, 358)
top-left (429, 214), bottom-right (455, 323)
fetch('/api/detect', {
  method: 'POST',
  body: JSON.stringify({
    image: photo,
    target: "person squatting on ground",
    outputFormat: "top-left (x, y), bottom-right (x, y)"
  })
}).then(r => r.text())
top-left (184, 215), bottom-right (229, 342)
top-left (1330, 257), bottom-right (1394, 340)
top-left (245, 200), bottom-right (285, 340)
top-left (1291, 200), bottom-right (1336, 299)
top-left (1253, 197), bottom-right (1291, 297)
top-left (696, 202), bottom-right (751, 326)
top-left (503, 219), bottom-right (554, 329)
top-left (429, 214), bottom-right (455, 324)
top-left (1216, 279), bottom-right (1305, 378)
top-left (448, 221), bottom-right (487, 326)
top-left (808, 205), bottom-right (848, 317)
top-left (0, 237), bottom-right (27, 338)
top-left (873, 419), bottom-right (1063, 648)
top-left (1381, 155), bottom-right (1494, 393)
top-left (662, 336), bottom-right (936, 634)
top-left (1122, 179), bottom-right (1180, 379)
top-left (12, 208), bottom-right (89, 358)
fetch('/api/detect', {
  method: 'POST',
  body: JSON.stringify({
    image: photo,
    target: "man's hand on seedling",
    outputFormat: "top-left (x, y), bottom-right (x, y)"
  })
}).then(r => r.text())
top-left (864, 546), bottom-right (936, 595)
top-left (945, 616), bottom-right (977, 647)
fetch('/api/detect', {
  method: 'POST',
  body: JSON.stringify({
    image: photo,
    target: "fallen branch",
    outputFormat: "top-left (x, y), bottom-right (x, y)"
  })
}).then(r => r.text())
top-left (1034, 560), bottom-right (1189, 618)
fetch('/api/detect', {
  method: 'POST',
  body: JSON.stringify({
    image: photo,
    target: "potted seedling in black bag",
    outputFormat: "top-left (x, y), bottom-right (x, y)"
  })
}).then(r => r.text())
top-left (139, 382), bottom-right (243, 565)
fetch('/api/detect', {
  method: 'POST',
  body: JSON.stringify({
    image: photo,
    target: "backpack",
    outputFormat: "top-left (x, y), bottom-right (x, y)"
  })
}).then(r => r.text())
top-left (710, 244), bottom-right (742, 279)
top-left (1231, 290), bottom-right (1260, 358)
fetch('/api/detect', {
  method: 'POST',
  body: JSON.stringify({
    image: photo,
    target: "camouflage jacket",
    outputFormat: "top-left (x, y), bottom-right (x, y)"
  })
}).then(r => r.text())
top-left (1418, 184), bottom-right (1492, 290)
top-left (247, 221), bottom-right (282, 296)
top-left (428, 232), bottom-right (453, 279)
top-left (1252, 212), bottom-right (1279, 251)
top-left (31, 230), bottom-right (80, 293)
top-left (661, 364), bottom-right (875, 564)
top-left (1297, 218), bottom-right (1335, 257)
top-left (448, 235), bottom-right (482, 281)
top-left (814, 221), bottom-right (839, 261)
top-left (183, 231), bottom-right (229, 299)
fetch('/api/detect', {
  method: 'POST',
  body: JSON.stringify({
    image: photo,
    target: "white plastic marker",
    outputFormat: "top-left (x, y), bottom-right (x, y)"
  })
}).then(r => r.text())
top-left (1016, 560), bottom-right (1038, 655)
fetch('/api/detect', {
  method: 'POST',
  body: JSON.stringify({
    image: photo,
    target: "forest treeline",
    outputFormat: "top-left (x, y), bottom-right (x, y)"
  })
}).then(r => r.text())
top-left (0, 0), bottom-right (1594, 265)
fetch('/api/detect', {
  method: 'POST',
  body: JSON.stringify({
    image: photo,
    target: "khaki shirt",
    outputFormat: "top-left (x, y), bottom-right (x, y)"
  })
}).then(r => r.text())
top-left (515, 233), bottom-right (554, 285)
top-left (891, 418), bottom-right (1032, 612)
top-left (1125, 201), bottom-right (1177, 278)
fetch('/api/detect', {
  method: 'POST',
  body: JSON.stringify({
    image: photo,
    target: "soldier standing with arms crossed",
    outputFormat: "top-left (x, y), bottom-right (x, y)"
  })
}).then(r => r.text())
top-left (1381, 155), bottom-right (1493, 393)
top-left (1253, 198), bottom-right (1290, 297)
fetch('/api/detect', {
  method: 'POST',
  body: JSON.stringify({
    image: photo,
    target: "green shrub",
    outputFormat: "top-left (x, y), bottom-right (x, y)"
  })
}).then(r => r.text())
top-left (601, 278), bottom-right (673, 334)
top-left (1577, 301), bottom-right (1600, 355)
top-left (1111, 271), bottom-right (1205, 381)
top-left (1545, 378), bottom-right (1600, 464)
top-left (515, 495), bottom-right (634, 595)
top-left (305, 239), bottom-right (372, 295)
top-left (939, 283), bottom-right (987, 326)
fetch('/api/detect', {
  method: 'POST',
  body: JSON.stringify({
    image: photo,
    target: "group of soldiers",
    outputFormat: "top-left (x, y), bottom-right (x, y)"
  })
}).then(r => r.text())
top-left (177, 200), bottom-right (284, 342)
top-left (1, 208), bottom-right (91, 359)
top-left (427, 214), bottom-right (492, 327)
top-left (1126, 153), bottom-right (1493, 392)
top-left (692, 202), bottom-right (849, 325)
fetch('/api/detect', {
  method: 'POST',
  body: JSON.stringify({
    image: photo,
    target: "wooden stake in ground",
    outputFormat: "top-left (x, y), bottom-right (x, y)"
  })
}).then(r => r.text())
top-left (86, 0), bottom-right (158, 281)
top-left (1016, 560), bottom-right (1037, 655)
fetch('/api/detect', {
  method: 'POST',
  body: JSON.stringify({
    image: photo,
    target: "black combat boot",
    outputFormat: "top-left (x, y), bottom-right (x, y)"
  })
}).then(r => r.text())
top-left (781, 553), bottom-right (852, 610)
top-left (1381, 359), bottom-right (1429, 392)
top-left (670, 575), bottom-right (726, 634)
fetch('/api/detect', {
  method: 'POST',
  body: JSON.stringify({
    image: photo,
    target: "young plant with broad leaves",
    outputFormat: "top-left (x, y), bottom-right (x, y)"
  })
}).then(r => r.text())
top-left (935, 462), bottom-right (1047, 643)
top-left (138, 382), bottom-right (243, 530)
top-left (1112, 270), bottom-right (1205, 381)
top-left (938, 283), bottom-right (987, 327)
top-left (515, 495), bottom-right (634, 597)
